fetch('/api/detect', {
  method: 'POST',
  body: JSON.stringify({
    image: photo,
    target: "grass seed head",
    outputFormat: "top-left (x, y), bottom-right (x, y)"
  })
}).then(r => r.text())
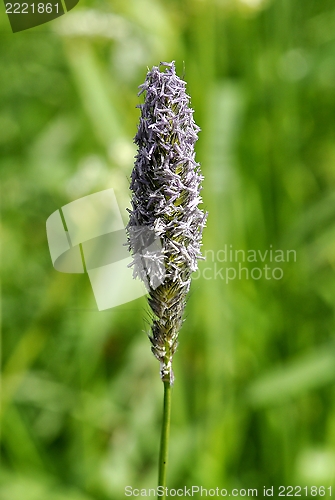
top-left (127, 61), bottom-right (207, 383)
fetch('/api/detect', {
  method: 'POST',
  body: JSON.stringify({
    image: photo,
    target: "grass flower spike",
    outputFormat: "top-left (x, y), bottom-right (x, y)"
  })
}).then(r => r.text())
top-left (127, 61), bottom-right (207, 383)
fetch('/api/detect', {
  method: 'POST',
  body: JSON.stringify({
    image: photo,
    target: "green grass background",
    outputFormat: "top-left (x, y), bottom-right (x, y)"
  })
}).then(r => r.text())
top-left (1, 0), bottom-right (335, 498)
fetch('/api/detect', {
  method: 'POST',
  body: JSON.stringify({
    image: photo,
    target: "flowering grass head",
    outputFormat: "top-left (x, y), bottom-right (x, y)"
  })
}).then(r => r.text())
top-left (127, 61), bottom-right (207, 384)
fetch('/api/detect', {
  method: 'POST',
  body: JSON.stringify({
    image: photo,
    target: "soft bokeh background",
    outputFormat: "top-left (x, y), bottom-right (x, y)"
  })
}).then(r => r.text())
top-left (2, 0), bottom-right (335, 498)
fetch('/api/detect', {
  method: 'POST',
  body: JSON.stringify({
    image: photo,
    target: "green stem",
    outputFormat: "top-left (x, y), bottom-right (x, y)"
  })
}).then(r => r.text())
top-left (158, 381), bottom-right (172, 499)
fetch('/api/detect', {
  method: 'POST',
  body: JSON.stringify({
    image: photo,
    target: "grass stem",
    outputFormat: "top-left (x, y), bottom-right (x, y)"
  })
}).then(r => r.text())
top-left (158, 381), bottom-right (172, 498)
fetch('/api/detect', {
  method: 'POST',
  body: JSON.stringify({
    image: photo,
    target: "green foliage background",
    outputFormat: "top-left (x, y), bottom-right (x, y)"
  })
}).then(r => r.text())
top-left (1, 0), bottom-right (335, 498)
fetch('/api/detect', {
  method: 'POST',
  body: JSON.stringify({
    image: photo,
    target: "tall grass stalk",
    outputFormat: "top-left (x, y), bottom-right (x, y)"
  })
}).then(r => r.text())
top-left (127, 61), bottom-right (206, 493)
top-left (158, 381), bottom-right (172, 497)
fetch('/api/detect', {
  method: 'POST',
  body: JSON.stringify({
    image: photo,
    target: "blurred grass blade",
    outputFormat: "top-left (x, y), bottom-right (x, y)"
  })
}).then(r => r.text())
top-left (245, 344), bottom-right (335, 407)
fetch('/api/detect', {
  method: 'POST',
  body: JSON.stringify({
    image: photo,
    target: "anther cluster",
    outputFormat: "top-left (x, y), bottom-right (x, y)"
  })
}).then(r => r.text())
top-left (127, 62), bottom-right (207, 384)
